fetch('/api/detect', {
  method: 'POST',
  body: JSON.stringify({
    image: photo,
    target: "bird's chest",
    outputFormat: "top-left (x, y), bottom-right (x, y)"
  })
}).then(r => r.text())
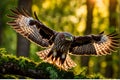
top-left (53, 40), bottom-right (71, 52)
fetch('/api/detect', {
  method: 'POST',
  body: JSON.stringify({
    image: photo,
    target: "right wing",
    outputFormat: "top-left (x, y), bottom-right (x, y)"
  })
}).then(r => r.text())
top-left (70, 32), bottom-right (120, 56)
top-left (7, 8), bottom-right (57, 47)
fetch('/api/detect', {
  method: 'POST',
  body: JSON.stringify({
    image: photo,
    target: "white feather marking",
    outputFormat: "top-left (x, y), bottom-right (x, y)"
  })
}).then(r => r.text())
top-left (53, 51), bottom-right (57, 57)
top-left (61, 54), bottom-right (66, 59)
top-left (101, 35), bottom-right (108, 42)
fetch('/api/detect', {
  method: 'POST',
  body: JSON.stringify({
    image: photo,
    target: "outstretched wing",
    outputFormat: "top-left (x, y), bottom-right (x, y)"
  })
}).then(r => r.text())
top-left (70, 32), bottom-right (120, 56)
top-left (7, 8), bottom-right (56, 47)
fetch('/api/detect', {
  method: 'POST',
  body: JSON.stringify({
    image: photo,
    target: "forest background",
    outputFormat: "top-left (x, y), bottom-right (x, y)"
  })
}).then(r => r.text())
top-left (0, 0), bottom-right (120, 78)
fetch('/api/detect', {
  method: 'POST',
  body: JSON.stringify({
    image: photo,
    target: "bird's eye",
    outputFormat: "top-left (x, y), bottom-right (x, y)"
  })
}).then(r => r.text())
top-left (65, 36), bottom-right (73, 41)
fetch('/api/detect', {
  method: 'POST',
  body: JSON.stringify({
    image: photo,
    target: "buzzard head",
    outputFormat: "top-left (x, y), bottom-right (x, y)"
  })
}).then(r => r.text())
top-left (64, 33), bottom-right (74, 42)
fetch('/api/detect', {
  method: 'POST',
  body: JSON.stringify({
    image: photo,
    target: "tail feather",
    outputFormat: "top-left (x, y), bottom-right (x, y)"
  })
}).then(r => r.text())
top-left (36, 48), bottom-right (76, 70)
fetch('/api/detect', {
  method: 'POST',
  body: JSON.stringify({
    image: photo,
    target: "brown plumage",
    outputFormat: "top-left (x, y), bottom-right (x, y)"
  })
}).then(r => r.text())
top-left (7, 8), bottom-right (120, 70)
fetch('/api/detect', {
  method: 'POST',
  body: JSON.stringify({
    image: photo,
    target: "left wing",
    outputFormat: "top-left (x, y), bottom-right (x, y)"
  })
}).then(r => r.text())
top-left (70, 32), bottom-right (120, 56)
top-left (7, 8), bottom-right (57, 47)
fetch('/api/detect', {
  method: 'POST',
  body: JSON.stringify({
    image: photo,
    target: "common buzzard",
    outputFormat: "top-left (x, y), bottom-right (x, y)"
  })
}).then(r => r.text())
top-left (7, 8), bottom-right (120, 70)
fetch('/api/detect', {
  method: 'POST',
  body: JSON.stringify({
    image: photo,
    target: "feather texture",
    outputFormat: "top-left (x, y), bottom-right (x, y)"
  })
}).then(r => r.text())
top-left (70, 32), bottom-right (119, 56)
top-left (7, 8), bottom-right (56, 47)
top-left (36, 48), bottom-right (76, 70)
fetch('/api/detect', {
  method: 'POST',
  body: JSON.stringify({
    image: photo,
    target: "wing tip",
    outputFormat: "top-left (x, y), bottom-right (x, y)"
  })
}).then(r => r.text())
top-left (8, 7), bottom-right (31, 18)
top-left (99, 31), bottom-right (104, 34)
top-left (7, 21), bottom-right (16, 25)
top-left (107, 31), bottom-right (119, 37)
top-left (34, 11), bottom-right (40, 22)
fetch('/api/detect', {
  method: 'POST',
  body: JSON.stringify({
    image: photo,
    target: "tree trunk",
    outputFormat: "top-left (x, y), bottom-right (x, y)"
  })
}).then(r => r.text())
top-left (118, 1), bottom-right (120, 78)
top-left (81, 0), bottom-right (95, 69)
top-left (105, 0), bottom-right (117, 78)
top-left (109, 0), bottom-right (117, 31)
top-left (84, 0), bottom-right (95, 35)
top-left (17, 0), bottom-right (32, 57)
top-left (0, 14), bottom-right (2, 46)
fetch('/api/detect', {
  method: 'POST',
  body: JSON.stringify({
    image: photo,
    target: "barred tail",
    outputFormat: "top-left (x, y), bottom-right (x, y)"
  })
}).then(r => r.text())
top-left (36, 49), bottom-right (76, 70)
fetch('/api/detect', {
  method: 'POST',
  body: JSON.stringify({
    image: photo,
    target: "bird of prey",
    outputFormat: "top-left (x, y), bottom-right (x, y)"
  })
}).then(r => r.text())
top-left (7, 8), bottom-right (120, 70)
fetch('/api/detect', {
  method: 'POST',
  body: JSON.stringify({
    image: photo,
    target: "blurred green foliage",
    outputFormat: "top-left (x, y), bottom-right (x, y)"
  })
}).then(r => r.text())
top-left (0, 0), bottom-right (18, 54)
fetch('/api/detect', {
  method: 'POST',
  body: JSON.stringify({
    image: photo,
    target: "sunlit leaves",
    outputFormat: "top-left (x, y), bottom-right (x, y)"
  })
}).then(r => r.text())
top-left (32, 4), bottom-right (39, 15)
